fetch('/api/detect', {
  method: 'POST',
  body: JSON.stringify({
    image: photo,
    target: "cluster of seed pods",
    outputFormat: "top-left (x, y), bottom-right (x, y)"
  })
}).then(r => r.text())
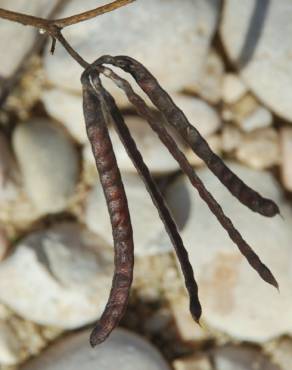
top-left (81, 56), bottom-right (279, 347)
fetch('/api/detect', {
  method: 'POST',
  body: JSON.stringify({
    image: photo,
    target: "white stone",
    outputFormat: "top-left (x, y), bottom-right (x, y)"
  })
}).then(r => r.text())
top-left (222, 73), bottom-right (247, 104)
top-left (0, 0), bottom-right (59, 78)
top-left (84, 115), bottom-right (184, 175)
top-left (0, 226), bottom-right (8, 262)
top-left (221, 124), bottom-right (242, 153)
top-left (269, 338), bottom-right (292, 370)
top-left (0, 132), bottom-right (20, 204)
top-left (280, 127), bottom-right (292, 191)
top-left (42, 88), bottom-right (86, 144)
top-left (236, 128), bottom-right (280, 169)
top-left (13, 119), bottom-right (79, 214)
top-left (0, 223), bottom-right (114, 329)
top-left (188, 49), bottom-right (224, 104)
top-left (173, 354), bottom-right (211, 370)
top-left (166, 163), bottom-right (292, 342)
top-left (44, 0), bottom-right (220, 95)
top-left (86, 174), bottom-right (172, 256)
top-left (172, 94), bottom-right (221, 138)
top-left (22, 328), bottom-right (170, 370)
top-left (228, 94), bottom-right (272, 132)
top-left (221, 0), bottom-right (292, 122)
top-left (238, 105), bottom-right (272, 132)
top-left (213, 346), bottom-right (279, 370)
top-left (170, 296), bottom-right (211, 342)
top-left (0, 321), bottom-right (21, 366)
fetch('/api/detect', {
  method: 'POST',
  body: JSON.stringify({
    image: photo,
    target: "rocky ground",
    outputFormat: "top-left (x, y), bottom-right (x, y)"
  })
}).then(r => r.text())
top-left (0, 0), bottom-right (292, 369)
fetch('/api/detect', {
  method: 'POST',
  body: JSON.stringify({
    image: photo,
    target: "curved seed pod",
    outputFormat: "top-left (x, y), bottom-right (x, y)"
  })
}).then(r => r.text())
top-left (99, 66), bottom-right (278, 290)
top-left (81, 71), bottom-right (134, 347)
top-left (99, 84), bottom-right (201, 322)
top-left (91, 55), bottom-right (279, 218)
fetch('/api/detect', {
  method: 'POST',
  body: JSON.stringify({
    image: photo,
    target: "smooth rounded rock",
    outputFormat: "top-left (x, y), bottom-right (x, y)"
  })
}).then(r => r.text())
top-left (0, 223), bottom-right (114, 329)
top-left (213, 346), bottom-right (279, 370)
top-left (13, 119), bottom-right (79, 214)
top-left (44, 0), bottom-right (220, 96)
top-left (110, 115), bottom-right (184, 174)
top-left (280, 127), bottom-right (292, 192)
top-left (172, 94), bottom-right (221, 138)
top-left (42, 88), bottom-right (86, 144)
top-left (0, 132), bottom-right (20, 204)
top-left (221, 0), bottom-right (292, 121)
top-left (222, 73), bottom-right (247, 105)
top-left (188, 49), bottom-right (224, 104)
top-left (235, 128), bottom-right (280, 169)
top-left (84, 114), bottom-right (186, 175)
top-left (86, 174), bottom-right (174, 256)
top-left (166, 163), bottom-right (292, 342)
top-left (22, 328), bottom-right (170, 370)
top-left (0, 321), bottom-right (21, 366)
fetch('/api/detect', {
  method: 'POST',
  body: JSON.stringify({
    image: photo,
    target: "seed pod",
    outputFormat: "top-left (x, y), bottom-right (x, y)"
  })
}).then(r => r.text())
top-left (82, 71), bottom-right (134, 347)
top-left (98, 66), bottom-right (278, 290)
top-left (92, 55), bottom-right (279, 218)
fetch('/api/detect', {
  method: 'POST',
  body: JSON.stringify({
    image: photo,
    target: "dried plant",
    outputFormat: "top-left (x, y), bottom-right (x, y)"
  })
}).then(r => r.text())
top-left (0, 0), bottom-right (279, 348)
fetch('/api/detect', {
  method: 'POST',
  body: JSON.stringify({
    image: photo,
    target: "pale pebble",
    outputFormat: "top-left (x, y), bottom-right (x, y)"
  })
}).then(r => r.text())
top-left (173, 354), bottom-right (211, 370)
top-left (221, 0), bottom-right (292, 122)
top-left (268, 338), bottom-right (292, 370)
top-left (172, 94), bottom-right (221, 138)
top-left (0, 321), bottom-right (21, 366)
top-left (280, 127), bottom-right (292, 191)
top-left (170, 296), bottom-right (211, 342)
top-left (13, 119), bottom-right (79, 214)
top-left (0, 223), bottom-right (114, 329)
top-left (22, 328), bottom-right (170, 370)
top-left (222, 73), bottom-right (247, 104)
top-left (221, 124), bottom-right (242, 153)
top-left (187, 49), bottom-right (224, 104)
top-left (238, 105), bottom-right (272, 132)
top-left (236, 128), bottom-right (280, 169)
top-left (213, 346), bottom-right (279, 370)
top-left (42, 88), bottom-right (86, 144)
top-left (166, 163), bottom-right (292, 342)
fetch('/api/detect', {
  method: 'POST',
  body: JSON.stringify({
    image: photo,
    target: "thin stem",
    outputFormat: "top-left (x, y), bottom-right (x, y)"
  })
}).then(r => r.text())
top-left (54, 0), bottom-right (135, 28)
top-left (0, 1), bottom-right (135, 69)
top-left (0, 0), bottom-right (135, 30)
top-left (0, 8), bottom-right (48, 28)
top-left (53, 29), bottom-right (89, 68)
top-left (0, 0), bottom-right (70, 108)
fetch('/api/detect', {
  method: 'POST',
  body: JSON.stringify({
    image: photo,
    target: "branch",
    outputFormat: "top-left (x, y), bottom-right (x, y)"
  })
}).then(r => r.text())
top-left (0, 0), bottom-right (135, 30)
top-left (53, 0), bottom-right (135, 28)
top-left (0, 0), bottom-right (135, 68)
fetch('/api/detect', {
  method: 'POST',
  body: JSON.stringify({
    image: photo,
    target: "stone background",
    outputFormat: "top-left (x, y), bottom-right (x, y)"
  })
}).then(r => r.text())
top-left (0, 1), bottom-right (291, 369)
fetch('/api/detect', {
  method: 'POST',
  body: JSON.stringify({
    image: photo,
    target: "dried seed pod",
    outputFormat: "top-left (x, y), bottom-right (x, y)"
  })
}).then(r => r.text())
top-left (81, 71), bottom-right (134, 347)
top-left (100, 84), bottom-right (201, 322)
top-left (98, 66), bottom-right (278, 289)
top-left (92, 55), bottom-right (279, 218)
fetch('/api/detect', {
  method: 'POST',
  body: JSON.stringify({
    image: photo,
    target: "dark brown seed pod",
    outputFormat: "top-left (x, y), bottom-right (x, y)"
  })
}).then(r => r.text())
top-left (81, 71), bottom-right (134, 347)
top-left (91, 55), bottom-right (279, 218)
top-left (98, 82), bottom-right (201, 322)
top-left (97, 66), bottom-right (278, 290)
